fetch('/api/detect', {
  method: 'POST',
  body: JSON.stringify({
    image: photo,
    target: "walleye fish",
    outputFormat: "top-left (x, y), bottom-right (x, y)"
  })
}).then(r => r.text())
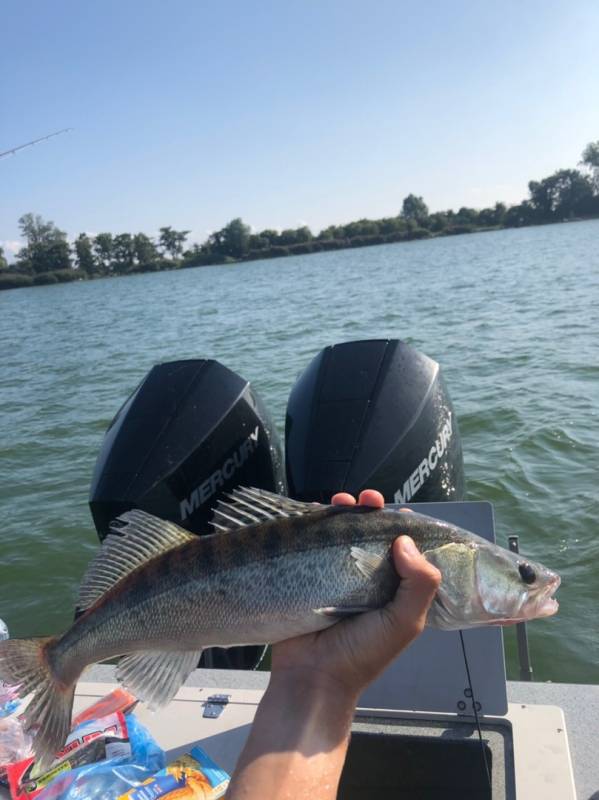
top-left (0, 487), bottom-right (560, 767)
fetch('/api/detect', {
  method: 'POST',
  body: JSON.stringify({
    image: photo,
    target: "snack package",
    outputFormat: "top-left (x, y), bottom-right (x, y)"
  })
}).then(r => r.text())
top-left (7, 711), bottom-right (131, 800)
top-left (1, 689), bottom-right (137, 789)
top-left (118, 746), bottom-right (230, 800)
top-left (72, 688), bottom-right (138, 728)
top-left (34, 713), bottom-right (164, 800)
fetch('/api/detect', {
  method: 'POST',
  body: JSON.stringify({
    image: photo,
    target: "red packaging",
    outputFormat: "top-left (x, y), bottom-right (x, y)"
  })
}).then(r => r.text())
top-left (7, 712), bottom-right (130, 800)
top-left (72, 688), bottom-right (137, 727)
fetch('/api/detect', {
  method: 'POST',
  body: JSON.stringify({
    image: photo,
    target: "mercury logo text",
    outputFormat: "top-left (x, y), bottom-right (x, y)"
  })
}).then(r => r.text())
top-left (180, 426), bottom-right (260, 520)
top-left (393, 414), bottom-right (453, 504)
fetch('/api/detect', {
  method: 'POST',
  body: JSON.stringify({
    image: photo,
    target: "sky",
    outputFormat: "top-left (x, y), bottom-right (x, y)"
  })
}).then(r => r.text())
top-left (1, 0), bottom-right (599, 256)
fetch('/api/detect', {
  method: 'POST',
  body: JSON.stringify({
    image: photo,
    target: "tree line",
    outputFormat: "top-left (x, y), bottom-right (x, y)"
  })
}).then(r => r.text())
top-left (1, 139), bottom-right (598, 291)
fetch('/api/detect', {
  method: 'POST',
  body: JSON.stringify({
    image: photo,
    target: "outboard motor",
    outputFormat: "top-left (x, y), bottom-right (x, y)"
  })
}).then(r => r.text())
top-left (89, 358), bottom-right (286, 669)
top-left (285, 339), bottom-right (464, 503)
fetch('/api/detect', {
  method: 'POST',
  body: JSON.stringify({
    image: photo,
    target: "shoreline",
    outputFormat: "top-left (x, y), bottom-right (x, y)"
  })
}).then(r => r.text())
top-left (1, 214), bottom-right (598, 292)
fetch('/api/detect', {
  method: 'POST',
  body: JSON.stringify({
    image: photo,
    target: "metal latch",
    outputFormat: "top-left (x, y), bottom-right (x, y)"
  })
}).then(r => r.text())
top-left (203, 694), bottom-right (231, 718)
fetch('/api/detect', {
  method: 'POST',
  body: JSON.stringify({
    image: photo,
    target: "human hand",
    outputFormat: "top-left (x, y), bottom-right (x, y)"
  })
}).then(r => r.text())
top-left (271, 490), bottom-right (441, 701)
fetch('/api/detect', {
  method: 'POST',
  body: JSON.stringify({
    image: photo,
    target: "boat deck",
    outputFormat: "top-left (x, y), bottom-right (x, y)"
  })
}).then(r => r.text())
top-left (2, 667), bottom-right (596, 798)
top-left (81, 668), bottom-right (599, 798)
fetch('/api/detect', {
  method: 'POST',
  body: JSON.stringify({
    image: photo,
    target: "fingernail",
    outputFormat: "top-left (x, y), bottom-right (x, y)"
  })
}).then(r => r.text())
top-left (400, 536), bottom-right (419, 558)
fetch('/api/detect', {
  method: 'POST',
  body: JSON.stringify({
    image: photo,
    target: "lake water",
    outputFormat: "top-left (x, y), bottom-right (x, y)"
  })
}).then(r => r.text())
top-left (1, 220), bottom-right (598, 683)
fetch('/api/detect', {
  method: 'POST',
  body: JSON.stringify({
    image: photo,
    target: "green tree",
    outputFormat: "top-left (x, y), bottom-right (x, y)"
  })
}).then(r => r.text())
top-left (581, 140), bottom-right (599, 191)
top-left (504, 201), bottom-right (536, 227)
top-left (426, 212), bottom-right (448, 233)
top-left (294, 225), bottom-right (313, 242)
top-left (209, 218), bottom-right (251, 259)
top-left (378, 217), bottom-right (406, 235)
top-left (401, 194), bottom-right (429, 222)
top-left (257, 229), bottom-right (279, 244)
top-left (0, 246), bottom-right (7, 270)
top-left (159, 226), bottom-right (190, 259)
top-left (249, 234), bottom-right (269, 251)
top-left (343, 219), bottom-right (379, 238)
top-left (74, 234), bottom-right (99, 275)
top-left (133, 233), bottom-right (160, 269)
top-left (16, 213), bottom-right (71, 274)
top-left (474, 207), bottom-right (495, 226)
top-left (278, 226), bottom-right (313, 245)
top-left (181, 243), bottom-right (208, 267)
top-left (224, 218), bottom-right (250, 257)
top-left (277, 229), bottom-right (298, 246)
top-left (112, 233), bottom-right (135, 274)
top-left (94, 233), bottom-right (114, 273)
top-left (455, 207), bottom-right (478, 225)
top-left (528, 169), bottom-right (594, 220)
top-left (493, 202), bottom-right (507, 226)
top-left (318, 225), bottom-right (343, 240)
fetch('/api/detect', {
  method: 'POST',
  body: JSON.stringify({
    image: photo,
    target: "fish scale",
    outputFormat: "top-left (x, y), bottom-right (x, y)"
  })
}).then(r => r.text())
top-left (59, 507), bottom-right (400, 667)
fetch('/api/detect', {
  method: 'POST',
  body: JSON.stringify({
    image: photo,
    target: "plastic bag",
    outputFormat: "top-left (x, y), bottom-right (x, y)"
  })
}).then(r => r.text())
top-left (35, 713), bottom-right (164, 800)
top-left (0, 683), bottom-right (22, 721)
top-left (0, 717), bottom-right (33, 781)
top-left (118, 746), bottom-right (230, 799)
top-left (0, 622), bottom-right (20, 720)
top-left (1, 689), bottom-right (136, 790)
top-left (8, 711), bottom-right (132, 799)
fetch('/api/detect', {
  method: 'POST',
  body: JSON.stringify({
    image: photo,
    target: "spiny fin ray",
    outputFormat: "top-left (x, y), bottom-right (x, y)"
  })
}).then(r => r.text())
top-left (78, 510), bottom-right (195, 612)
top-left (210, 487), bottom-right (317, 532)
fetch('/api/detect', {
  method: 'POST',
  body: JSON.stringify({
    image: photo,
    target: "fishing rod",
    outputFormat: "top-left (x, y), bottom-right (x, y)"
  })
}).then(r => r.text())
top-left (459, 630), bottom-right (492, 790)
top-left (0, 128), bottom-right (73, 160)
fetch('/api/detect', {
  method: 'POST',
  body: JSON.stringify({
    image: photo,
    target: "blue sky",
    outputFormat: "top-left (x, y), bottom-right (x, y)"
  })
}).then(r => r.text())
top-left (1, 0), bottom-right (598, 255)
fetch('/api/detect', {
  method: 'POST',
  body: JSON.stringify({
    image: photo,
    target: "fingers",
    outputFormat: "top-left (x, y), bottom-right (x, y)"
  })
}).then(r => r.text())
top-left (331, 492), bottom-right (356, 506)
top-left (321, 534), bottom-right (441, 690)
top-left (331, 490), bottom-right (384, 508)
top-left (387, 536), bottom-right (441, 636)
top-left (358, 489), bottom-right (384, 508)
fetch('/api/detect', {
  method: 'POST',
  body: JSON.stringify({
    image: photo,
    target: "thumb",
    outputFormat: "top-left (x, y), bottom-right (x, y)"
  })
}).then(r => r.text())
top-left (387, 536), bottom-right (441, 637)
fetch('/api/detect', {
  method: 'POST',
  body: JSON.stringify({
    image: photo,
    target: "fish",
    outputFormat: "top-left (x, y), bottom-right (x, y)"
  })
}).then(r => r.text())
top-left (0, 487), bottom-right (560, 767)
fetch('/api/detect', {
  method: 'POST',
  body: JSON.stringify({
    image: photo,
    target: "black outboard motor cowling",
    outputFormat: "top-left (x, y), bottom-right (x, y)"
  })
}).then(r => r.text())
top-left (285, 339), bottom-right (464, 504)
top-left (89, 358), bottom-right (286, 670)
top-left (90, 359), bottom-right (285, 539)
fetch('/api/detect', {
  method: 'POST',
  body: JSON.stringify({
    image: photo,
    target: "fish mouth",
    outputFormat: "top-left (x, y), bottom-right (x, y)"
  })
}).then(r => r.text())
top-left (536, 597), bottom-right (559, 618)
top-left (533, 572), bottom-right (561, 618)
top-left (526, 573), bottom-right (562, 619)
top-left (484, 573), bottom-right (561, 626)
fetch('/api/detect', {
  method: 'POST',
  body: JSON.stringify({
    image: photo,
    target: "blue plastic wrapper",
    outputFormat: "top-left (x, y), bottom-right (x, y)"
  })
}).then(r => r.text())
top-left (118, 745), bottom-right (230, 799)
top-left (35, 714), bottom-right (165, 800)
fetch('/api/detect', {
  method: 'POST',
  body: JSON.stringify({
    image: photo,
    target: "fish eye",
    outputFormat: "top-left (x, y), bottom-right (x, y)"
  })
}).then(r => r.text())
top-left (518, 562), bottom-right (536, 585)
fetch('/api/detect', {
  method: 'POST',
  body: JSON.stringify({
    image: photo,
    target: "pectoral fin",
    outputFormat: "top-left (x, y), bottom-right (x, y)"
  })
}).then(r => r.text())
top-left (350, 546), bottom-right (385, 579)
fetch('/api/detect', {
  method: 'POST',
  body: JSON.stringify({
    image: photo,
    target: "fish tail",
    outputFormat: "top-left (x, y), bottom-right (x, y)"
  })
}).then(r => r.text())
top-left (0, 636), bottom-right (75, 769)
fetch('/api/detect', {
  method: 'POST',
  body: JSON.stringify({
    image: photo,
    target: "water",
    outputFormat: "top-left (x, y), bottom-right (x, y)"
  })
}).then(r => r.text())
top-left (1, 221), bottom-right (598, 683)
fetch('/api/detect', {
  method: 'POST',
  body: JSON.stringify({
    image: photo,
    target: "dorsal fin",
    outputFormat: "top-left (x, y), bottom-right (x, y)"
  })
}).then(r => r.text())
top-left (78, 510), bottom-right (195, 612)
top-left (210, 486), bottom-right (318, 532)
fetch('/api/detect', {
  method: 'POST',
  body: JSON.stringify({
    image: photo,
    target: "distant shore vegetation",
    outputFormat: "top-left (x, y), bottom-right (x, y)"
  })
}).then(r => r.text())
top-left (2, 139), bottom-right (599, 291)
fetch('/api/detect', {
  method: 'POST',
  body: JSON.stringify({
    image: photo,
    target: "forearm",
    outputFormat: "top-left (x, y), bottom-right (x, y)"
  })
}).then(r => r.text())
top-left (227, 672), bottom-right (358, 799)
